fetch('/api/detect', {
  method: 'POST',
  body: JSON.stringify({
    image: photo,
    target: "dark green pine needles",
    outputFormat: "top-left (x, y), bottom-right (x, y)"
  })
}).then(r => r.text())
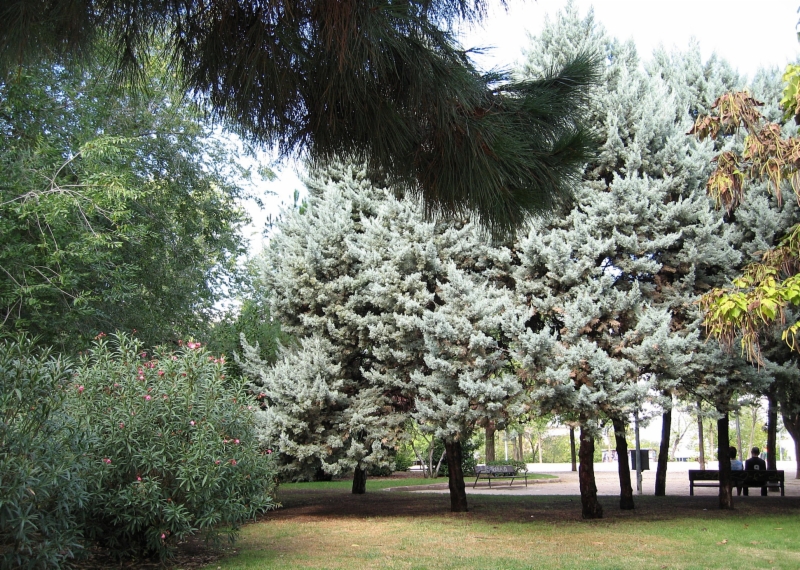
top-left (1, 0), bottom-right (599, 237)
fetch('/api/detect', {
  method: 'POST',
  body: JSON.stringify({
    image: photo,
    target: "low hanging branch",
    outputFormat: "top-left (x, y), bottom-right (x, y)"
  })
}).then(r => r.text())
top-left (690, 70), bottom-right (800, 362)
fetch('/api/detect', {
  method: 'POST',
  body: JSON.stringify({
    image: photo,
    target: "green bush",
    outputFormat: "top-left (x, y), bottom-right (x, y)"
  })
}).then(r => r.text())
top-left (486, 459), bottom-right (528, 473)
top-left (70, 334), bottom-right (278, 561)
top-left (393, 445), bottom-right (416, 472)
top-left (0, 338), bottom-right (89, 569)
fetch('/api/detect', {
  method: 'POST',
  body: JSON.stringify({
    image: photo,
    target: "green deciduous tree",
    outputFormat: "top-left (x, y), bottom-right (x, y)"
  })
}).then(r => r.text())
top-left (0, 56), bottom-right (252, 349)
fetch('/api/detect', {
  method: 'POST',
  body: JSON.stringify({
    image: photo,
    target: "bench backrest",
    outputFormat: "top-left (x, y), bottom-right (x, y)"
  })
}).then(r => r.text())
top-left (689, 469), bottom-right (783, 482)
top-left (475, 465), bottom-right (520, 475)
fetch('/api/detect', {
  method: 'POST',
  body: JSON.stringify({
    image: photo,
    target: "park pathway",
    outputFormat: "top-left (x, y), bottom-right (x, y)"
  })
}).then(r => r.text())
top-left (408, 461), bottom-right (800, 497)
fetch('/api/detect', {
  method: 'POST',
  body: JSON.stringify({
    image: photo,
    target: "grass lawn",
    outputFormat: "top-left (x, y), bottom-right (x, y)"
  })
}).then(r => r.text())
top-left (201, 481), bottom-right (800, 570)
top-left (278, 473), bottom-right (556, 492)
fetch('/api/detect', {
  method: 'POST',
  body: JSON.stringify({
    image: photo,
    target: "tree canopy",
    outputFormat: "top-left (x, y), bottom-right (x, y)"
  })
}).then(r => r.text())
top-left (0, 55), bottom-right (252, 349)
top-left (1, 0), bottom-right (598, 236)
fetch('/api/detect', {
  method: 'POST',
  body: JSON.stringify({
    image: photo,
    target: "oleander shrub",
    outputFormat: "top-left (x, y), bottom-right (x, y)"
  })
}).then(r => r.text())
top-left (0, 338), bottom-right (89, 569)
top-left (70, 334), bottom-right (278, 561)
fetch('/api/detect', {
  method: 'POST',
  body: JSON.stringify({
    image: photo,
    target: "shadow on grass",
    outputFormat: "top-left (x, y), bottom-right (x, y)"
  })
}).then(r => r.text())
top-left (271, 484), bottom-right (800, 525)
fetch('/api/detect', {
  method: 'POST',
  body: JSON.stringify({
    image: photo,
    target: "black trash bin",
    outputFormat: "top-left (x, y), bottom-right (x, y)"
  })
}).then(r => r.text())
top-left (629, 449), bottom-right (650, 471)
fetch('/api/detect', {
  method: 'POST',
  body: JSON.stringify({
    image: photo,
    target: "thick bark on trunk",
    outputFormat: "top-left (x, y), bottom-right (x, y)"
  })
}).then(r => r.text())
top-left (444, 440), bottom-right (468, 512)
top-left (578, 426), bottom-right (603, 519)
top-left (767, 392), bottom-right (778, 470)
top-left (781, 410), bottom-right (800, 479)
top-left (697, 403), bottom-right (706, 470)
top-left (655, 408), bottom-right (671, 496)
top-left (718, 414), bottom-right (733, 509)
top-left (570, 427), bottom-right (577, 472)
top-left (612, 417), bottom-right (634, 510)
top-left (485, 422), bottom-right (496, 463)
top-left (352, 467), bottom-right (367, 494)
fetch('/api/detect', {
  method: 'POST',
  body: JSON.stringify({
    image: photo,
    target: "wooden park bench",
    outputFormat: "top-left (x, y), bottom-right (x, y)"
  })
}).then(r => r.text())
top-left (473, 465), bottom-right (528, 488)
top-left (688, 470), bottom-right (784, 496)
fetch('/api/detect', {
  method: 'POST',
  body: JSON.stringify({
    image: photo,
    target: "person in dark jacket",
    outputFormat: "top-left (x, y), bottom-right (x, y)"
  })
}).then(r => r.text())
top-left (744, 447), bottom-right (768, 496)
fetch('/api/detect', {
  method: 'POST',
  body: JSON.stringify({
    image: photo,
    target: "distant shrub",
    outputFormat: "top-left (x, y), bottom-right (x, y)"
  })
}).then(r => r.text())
top-left (393, 446), bottom-right (416, 472)
top-left (70, 334), bottom-right (278, 561)
top-left (0, 338), bottom-right (89, 569)
top-left (486, 459), bottom-right (528, 473)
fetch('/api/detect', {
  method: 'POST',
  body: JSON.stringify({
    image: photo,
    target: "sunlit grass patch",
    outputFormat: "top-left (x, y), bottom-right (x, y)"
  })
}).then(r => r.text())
top-left (206, 491), bottom-right (800, 570)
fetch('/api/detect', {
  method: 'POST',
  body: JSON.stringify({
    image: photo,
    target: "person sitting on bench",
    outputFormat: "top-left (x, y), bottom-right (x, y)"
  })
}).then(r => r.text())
top-left (744, 446), bottom-right (768, 496)
top-left (730, 446), bottom-right (743, 495)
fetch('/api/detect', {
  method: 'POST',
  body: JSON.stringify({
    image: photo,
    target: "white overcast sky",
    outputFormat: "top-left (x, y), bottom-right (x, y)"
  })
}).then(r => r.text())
top-left (462, 0), bottom-right (800, 76)
top-left (247, 0), bottom-right (800, 253)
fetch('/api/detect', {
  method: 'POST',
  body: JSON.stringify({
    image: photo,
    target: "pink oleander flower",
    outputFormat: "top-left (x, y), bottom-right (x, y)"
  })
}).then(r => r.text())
top-left (144, 395), bottom-right (152, 401)
top-left (266, 449), bottom-right (272, 454)
top-left (103, 458), bottom-right (111, 464)
top-left (137, 476), bottom-right (142, 481)
top-left (230, 459), bottom-right (237, 466)
top-left (171, 355), bottom-right (178, 361)
top-left (119, 422), bottom-right (125, 429)
top-left (158, 370), bottom-right (164, 376)
top-left (190, 420), bottom-right (195, 426)
top-left (234, 439), bottom-right (240, 445)
top-left (77, 385), bottom-right (84, 393)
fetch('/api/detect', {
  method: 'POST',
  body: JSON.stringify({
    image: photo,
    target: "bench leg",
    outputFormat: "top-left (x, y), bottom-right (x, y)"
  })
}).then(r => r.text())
top-left (509, 477), bottom-right (515, 487)
top-left (473, 476), bottom-right (479, 489)
top-left (690, 483), bottom-right (694, 497)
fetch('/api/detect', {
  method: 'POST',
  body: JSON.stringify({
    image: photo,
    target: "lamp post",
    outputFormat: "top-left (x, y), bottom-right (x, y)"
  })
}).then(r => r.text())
top-left (634, 411), bottom-right (642, 495)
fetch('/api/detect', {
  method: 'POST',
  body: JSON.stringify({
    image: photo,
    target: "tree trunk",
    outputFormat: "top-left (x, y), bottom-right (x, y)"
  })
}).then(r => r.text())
top-left (578, 426), bottom-right (603, 519)
top-left (781, 410), bottom-right (800, 479)
top-left (352, 467), bottom-right (367, 494)
top-left (444, 440), bottom-right (468, 512)
top-left (517, 435), bottom-right (525, 462)
top-left (485, 422), bottom-right (496, 463)
top-left (747, 406), bottom-right (757, 458)
top-left (708, 420), bottom-right (715, 467)
top-left (655, 408), bottom-right (671, 496)
top-left (697, 402), bottom-right (706, 470)
top-left (612, 417), bottom-right (634, 510)
top-left (767, 392), bottom-right (778, 470)
top-left (570, 426), bottom-right (577, 472)
top-left (717, 413), bottom-right (733, 510)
